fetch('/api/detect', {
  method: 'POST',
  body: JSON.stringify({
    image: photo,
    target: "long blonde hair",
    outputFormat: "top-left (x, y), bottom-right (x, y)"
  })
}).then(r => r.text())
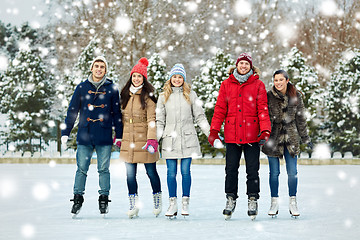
top-left (162, 79), bottom-right (191, 104)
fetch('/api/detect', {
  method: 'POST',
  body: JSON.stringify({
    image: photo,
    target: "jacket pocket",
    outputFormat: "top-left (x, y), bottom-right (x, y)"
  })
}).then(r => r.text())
top-left (161, 134), bottom-right (173, 152)
top-left (245, 117), bottom-right (260, 141)
top-left (224, 117), bottom-right (235, 142)
top-left (184, 131), bottom-right (199, 148)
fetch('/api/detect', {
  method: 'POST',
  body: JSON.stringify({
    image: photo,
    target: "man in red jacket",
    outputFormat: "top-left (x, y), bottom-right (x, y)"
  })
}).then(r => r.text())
top-left (208, 53), bottom-right (271, 220)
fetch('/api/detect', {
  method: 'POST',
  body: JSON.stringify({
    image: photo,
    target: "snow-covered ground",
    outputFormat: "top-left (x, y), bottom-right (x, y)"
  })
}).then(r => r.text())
top-left (0, 163), bottom-right (359, 240)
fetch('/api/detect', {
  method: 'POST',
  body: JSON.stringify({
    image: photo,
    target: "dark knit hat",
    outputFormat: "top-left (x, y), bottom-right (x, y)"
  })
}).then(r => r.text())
top-left (130, 57), bottom-right (149, 79)
top-left (236, 53), bottom-right (253, 69)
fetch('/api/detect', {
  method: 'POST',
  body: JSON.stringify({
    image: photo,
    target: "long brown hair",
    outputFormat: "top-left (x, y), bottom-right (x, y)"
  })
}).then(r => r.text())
top-left (120, 76), bottom-right (157, 110)
top-left (162, 79), bottom-right (191, 104)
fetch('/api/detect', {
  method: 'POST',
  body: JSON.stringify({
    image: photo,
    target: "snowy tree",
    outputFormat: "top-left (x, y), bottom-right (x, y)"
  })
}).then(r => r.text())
top-left (281, 47), bottom-right (324, 145)
top-left (0, 49), bottom-right (55, 152)
top-left (325, 49), bottom-right (360, 156)
top-left (147, 53), bottom-right (167, 96)
top-left (192, 49), bottom-right (234, 156)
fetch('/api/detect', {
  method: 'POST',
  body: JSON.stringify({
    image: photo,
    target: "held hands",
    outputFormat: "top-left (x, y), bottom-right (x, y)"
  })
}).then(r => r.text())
top-left (208, 130), bottom-right (223, 148)
top-left (113, 136), bottom-right (122, 148)
top-left (61, 135), bottom-right (68, 147)
top-left (142, 139), bottom-right (159, 154)
top-left (257, 130), bottom-right (270, 146)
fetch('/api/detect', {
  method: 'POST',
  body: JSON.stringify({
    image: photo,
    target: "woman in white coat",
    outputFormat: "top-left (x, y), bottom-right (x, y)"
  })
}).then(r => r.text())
top-left (156, 64), bottom-right (210, 217)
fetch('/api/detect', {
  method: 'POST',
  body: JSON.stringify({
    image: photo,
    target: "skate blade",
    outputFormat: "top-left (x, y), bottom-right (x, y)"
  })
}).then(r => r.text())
top-left (290, 211), bottom-right (300, 218)
top-left (269, 214), bottom-right (278, 218)
top-left (224, 214), bottom-right (232, 220)
top-left (71, 213), bottom-right (79, 219)
top-left (250, 215), bottom-right (256, 221)
top-left (166, 213), bottom-right (177, 220)
top-left (128, 214), bottom-right (139, 219)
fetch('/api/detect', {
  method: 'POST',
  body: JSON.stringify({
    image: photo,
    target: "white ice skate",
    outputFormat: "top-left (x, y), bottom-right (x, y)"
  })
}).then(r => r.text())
top-left (289, 196), bottom-right (300, 218)
top-left (153, 192), bottom-right (162, 217)
top-left (165, 197), bottom-right (178, 219)
top-left (268, 197), bottom-right (279, 217)
top-left (127, 194), bottom-right (139, 219)
top-left (181, 196), bottom-right (190, 217)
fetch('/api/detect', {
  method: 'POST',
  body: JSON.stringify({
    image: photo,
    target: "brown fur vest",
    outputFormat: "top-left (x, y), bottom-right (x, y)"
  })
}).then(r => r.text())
top-left (262, 87), bottom-right (310, 158)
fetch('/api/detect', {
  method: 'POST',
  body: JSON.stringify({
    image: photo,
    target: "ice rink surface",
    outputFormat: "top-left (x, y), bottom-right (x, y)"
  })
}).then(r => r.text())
top-left (0, 163), bottom-right (359, 240)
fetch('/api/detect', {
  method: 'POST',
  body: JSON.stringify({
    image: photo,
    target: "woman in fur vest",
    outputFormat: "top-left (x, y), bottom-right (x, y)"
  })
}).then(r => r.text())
top-left (208, 53), bottom-right (271, 220)
top-left (119, 57), bottom-right (162, 218)
top-left (262, 69), bottom-right (312, 218)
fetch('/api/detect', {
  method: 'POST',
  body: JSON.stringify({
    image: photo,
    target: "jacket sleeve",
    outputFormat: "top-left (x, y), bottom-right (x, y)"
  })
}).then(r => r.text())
top-left (191, 91), bottom-right (210, 137)
top-left (256, 81), bottom-right (271, 133)
top-left (210, 82), bottom-right (227, 132)
top-left (61, 84), bottom-right (81, 136)
top-left (146, 97), bottom-right (157, 140)
top-left (111, 84), bottom-right (123, 139)
top-left (156, 94), bottom-right (166, 141)
top-left (295, 92), bottom-right (310, 143)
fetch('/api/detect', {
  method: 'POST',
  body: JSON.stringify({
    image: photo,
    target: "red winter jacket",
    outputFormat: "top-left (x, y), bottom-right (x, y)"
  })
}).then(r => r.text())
top-left (210, 72), bottom-right (271, 144)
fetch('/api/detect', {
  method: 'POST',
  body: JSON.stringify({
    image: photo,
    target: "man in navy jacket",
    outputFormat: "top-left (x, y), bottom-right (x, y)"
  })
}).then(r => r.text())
top-left (61, 56), bottom-right (123, 216)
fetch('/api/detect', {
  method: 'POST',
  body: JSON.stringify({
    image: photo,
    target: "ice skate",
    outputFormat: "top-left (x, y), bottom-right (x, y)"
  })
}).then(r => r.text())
top-left (98, 195), bottom-right (111, 216)
top-left (268, 197), bottom-right (279, 217)
top-left (289, 196), bottom-right (300, 218)
top-left (165, 197), bottom-right (178, 219)
top-left (127, 194), bottom-right (139, 219)
top-left (181, 196), bottom-right (190, 217)
top-left (70, 194), bottom-right (84, 218)
top-left (223, 195), bottom-right (236, 220)
top-left (248, 197), bottom-right (258, 221)
top-left (153, 192), bottom-right (162, 217)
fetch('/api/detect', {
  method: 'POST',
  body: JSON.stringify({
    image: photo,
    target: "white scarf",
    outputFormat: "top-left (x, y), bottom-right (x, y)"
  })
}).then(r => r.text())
top-left (130, 84), bottom-right (143, 94)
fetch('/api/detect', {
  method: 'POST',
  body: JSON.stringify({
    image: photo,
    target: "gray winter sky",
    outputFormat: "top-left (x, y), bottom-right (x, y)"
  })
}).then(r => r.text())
top-left (0, 0), bottom-right (47, 27)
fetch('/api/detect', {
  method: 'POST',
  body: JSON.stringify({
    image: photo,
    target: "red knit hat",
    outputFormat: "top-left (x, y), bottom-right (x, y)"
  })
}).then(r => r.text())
top-left (236, 53), bottom-right (253, 69)
top-left (130, 57), bottom-right (149, 79)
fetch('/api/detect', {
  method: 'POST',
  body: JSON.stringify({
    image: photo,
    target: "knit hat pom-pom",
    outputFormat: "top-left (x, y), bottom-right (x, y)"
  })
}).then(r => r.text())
top-left (139, 57), bottom-right (149, 67)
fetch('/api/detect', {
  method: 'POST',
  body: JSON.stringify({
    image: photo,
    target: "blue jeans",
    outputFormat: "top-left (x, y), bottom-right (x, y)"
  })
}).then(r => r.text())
top-left (125, 162), bottom-right (161, 195)
top-left (73, 145), bottom-right (112, 196)
top-left (166, 158), bottom-right (192, 198)
top-left (268, 146), bottom-right (298, 197)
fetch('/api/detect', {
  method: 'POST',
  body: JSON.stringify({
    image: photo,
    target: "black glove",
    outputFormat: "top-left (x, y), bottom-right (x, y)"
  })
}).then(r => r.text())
top-left (307, 142), bottom-right (313, 149)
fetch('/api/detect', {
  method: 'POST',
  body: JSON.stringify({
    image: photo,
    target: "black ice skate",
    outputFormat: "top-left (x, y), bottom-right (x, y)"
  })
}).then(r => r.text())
top-left (247, 196), bottom-right (258, 221)
top-left (70, 194), bottom-right (84, 217)
top-left (98, 195), bottom-right (111, 215)
top-left (223, 195), bottom-right (236, 220)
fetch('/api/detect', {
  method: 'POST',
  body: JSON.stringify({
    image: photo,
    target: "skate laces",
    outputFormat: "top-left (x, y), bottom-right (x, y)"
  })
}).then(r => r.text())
top-left (248, 198), bottom-right (257, 211)
top-left (129, 194), bottom-right (137, 210)
top-left (153, 193), bottom-right (161, 209)
top-left (225, 197), bottom-right (235, 210)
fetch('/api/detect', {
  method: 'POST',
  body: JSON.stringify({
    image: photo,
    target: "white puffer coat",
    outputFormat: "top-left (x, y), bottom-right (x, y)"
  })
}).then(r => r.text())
top-left (156, 87), bottom-right (210, 159)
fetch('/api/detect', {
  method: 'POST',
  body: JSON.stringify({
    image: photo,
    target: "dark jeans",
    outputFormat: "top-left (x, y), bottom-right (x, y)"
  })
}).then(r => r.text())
top-left (125, 162), bottom-right (161, 195)
top-left (225, 143), bottom-right (260, 200)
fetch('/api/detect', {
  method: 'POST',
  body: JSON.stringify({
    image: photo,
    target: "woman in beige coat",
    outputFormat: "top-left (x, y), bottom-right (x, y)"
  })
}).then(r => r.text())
top-left (119, 58), bottom-right (161, 218)
top-left (156, 64), bottom-right (210, 218)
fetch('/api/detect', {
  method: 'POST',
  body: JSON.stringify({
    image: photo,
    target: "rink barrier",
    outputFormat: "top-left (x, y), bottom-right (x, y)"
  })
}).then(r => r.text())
top-left (0, 157), bottom-right (360, 165)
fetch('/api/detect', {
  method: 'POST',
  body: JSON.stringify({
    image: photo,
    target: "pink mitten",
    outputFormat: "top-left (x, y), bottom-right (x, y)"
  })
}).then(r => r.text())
top-left (142, 139), bottom-right (158, 154)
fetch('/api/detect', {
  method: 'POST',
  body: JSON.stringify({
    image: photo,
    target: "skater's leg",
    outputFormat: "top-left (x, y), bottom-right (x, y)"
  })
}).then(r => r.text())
top-left (144, 162), bottom-right (161, 194)
top-left (73, 145), bottom-right (94, 195)
top-left (166, 159), bottom-right (178, 198)
top-left (225, 143), bottom-right (242, 198)
top-left (284, 147), bottom-right (298, 197)
top-left (180, 157), bottom-right (192, 197)
top-left (95, 145), bottom-right (112, 196)
top-left (125, 163), bottom-right (138, 195)
top-left (244, 143), bottom-right (260, 199)
top-left (268, 155), bottom-right (280, 198)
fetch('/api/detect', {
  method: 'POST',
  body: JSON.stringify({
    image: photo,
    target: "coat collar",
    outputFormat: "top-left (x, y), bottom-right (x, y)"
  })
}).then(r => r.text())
top-left (228, 73), bottom-right (258, 85)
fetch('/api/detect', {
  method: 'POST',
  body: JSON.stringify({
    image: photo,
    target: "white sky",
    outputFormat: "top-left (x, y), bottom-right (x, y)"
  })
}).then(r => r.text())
top-left (0, 0), bottom-right (48, 27)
